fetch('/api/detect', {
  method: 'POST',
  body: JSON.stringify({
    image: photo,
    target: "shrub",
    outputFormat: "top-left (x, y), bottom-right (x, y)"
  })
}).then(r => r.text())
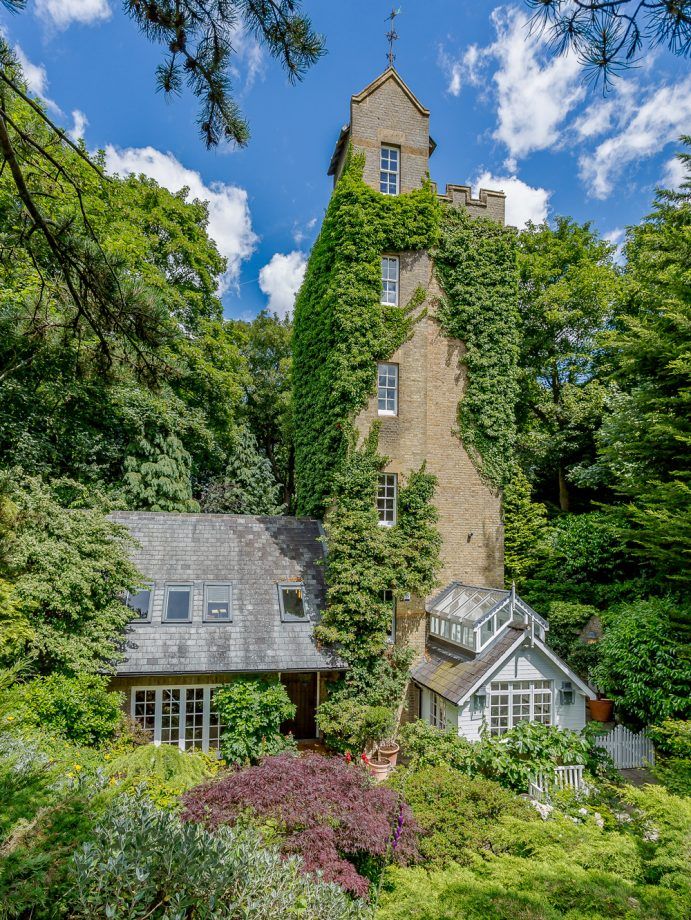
top-left (652, 758), bottom-right (691, 797)
top-left (182, 752), bottom-right (419, 898)
top-left (397, 719), bottom-right (475, 771)
top-left (648, 720), bottom-right (691, 758)
top-left (393, 766), bottom-right (533, 867)
top-left (12, 674), bottom-right (124, 746)
top-left (317, 697), bottom-right (395, 754)
top-left (212, 677), bottom-right (296, 765)
top-left (65, 795), bottom-right (365, 920)
top-left (591, 597), bottom-right (691, 725)
top-left (105, 744), bottom-right (221, 810)
top-left (621, 784), bottom-right (691, 894)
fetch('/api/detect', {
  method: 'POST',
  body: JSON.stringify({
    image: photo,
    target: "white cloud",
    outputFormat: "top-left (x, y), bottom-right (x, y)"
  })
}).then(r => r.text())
top-left (662, 154), bottom-right (687, 190)
top-left (69, 109), bottom-right (88, 140)
top-left (292, 216), bottom-right (317, 245)
top-left (35, 0), bottom-right (111, 28)
top-left (259, 251), bottom-right (307, 318)
top-left (604, 227), bottom-right (626, 265)
top-left (13, 44), bottom-right (61, 113)
top-left (472, 170), bottom-right (551, 227)
top-left (579, 76), bottom-right (691, 198)
top-left (104, 146), bottom-right (257, 291)
top-left (441, 8), bottom-right (584, 158)
top-left (228, 24), bottom-right (265, 94)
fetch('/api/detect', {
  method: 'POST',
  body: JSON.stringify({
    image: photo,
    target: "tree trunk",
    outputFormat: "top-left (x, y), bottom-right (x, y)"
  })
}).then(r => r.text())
top-left (558, 466), bottom-right (570, 512)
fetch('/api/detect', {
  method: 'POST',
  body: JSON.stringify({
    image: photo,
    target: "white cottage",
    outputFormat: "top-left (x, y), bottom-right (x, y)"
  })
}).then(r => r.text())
top-left (411, 584), bottom-right (595, 739)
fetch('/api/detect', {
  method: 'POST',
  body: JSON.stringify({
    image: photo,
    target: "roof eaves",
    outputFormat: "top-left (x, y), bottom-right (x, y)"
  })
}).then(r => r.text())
top-left (351, 67), bottom-right (430, 116)
top-left (327, 124), bottom-right (350, 176)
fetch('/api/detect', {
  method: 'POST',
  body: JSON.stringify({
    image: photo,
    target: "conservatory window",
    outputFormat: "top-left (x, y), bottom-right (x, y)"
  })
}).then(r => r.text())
top-left (377, 362), bottom-right (398, 415)
top-left (125, 586), bottom-right (153, 621)
top-left (163, 584), bottom-right (192, 622)
top-left (489, 680), bottom-right (552, 736)
top-left (279, 584), bottom-right (308, 621)
top-left (381, 256), bottom-right (399, 305)
top-left (430, 691), bottom-right (447, 730)
top-left (131, 686), bottom-right (223, 753)
top-left (377, 473), bottom-right (397, 526)
top-left (380, 145), bottom-right (399, 195)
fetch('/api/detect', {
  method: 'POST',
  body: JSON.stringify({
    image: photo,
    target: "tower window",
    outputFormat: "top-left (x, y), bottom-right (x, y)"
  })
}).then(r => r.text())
top-left (377, 473), bottom-right (397, 526)
top-left (383, 589), bottom-right (396, 642)
top-left (380, 145), bottom-right (399, 195)
top-left (381, 256), bottom-right (399, 306)
top-left (377, 363), bottom-right (398, 416)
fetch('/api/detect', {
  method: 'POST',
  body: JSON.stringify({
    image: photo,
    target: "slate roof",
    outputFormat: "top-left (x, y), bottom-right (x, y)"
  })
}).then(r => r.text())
top-left (411, 626), bottom-right (526, 705)
top-left (111, 512), bottom-right (345, 676)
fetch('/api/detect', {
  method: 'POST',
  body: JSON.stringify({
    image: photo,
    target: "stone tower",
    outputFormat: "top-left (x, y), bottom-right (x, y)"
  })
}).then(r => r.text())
top-left (325, 69), bottom-right (508, 654)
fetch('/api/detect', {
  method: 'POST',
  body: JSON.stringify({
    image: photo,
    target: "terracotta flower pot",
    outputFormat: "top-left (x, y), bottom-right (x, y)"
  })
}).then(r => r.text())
top-left (378, 742), bottom-right (400, 768)
top-left (366, 757), bottom-right (391, 783)
top-left (588, 698), bottom-right (614, 722)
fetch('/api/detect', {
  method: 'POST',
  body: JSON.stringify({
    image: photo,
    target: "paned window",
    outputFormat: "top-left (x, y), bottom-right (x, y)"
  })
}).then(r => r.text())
top-left (383, 589), bottom-right (396, 642)
top-left (489, 680), bottom-right (552, 736)
top-left (380, 145), bottom-right (399, 195)
top-left (381, 256), bottom-right (399, 305)
top-left (278, 584), bottom-right (308, 621)
top-left (377, 473), bottom-right (397, 526)
top-left (204, 583), bottom-right (232, 622)
top-left (131, 686), bottom-right (224, 754)
top-left (377, 363), bottom-right (398, 415)
top-left (125, 586), bottom-right (152, 621)
top-left (164, 584), bottom-right (192, 622)
top-left (430, 691), bottom-right (447, 730)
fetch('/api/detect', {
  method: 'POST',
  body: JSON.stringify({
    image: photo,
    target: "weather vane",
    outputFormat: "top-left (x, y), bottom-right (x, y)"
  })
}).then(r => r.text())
top-left (386, 8), bottom-right (401, 68)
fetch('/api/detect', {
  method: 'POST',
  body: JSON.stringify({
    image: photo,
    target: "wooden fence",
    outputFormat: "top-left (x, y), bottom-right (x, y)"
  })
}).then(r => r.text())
top-left (594, 724), bottom-right (654, 769)
top-left (529, 764), bottom-right (586, 802)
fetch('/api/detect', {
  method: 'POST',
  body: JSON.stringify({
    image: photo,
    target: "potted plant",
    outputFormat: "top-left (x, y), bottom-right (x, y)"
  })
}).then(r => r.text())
top-left (358, 706), bottom-right (395, 782)
top-left (588, 694), bottom-right (614, 722)
top-left (378, 737), bottom-right (400, 768)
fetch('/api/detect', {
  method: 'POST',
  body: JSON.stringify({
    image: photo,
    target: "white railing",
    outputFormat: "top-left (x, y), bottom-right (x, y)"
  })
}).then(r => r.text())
top-left (529, 764), bottom-right (586, 801)
top-left (594, 724), bottom-right (655, 769)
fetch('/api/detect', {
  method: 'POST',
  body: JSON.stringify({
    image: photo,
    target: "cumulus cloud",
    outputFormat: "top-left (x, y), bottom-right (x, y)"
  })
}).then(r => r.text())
top-left (69, 109), bottom-right (88, 140)
top-left (259, 251), bottom-right (307, 318)
top-left (661, 154), bottom-right (687, 191)
top-left (104, 146), bottom-right (257, 291)
top-left (440, 8), bottom-right (584, 158)
top-left (471, 170), bottom-right (551, 228)
top-left (13, 44), bottom-right (61, 113)
top-left (35, 0), bottom-right (111, 28)
top-left (579, 76), bottom-right (691, 198)
top-left (292, 216), bottom-right (317, 246)
top-left (604, 227), bottom-right (626, 265)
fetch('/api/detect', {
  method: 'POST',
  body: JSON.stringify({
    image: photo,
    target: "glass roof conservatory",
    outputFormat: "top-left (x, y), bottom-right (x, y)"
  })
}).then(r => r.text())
top-left (427, 583), bottom-right (548, 654)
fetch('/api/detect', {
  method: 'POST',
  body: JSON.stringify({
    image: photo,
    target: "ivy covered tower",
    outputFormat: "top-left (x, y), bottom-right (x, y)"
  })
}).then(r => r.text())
top-left (293, 68), bottom-right (518, 663)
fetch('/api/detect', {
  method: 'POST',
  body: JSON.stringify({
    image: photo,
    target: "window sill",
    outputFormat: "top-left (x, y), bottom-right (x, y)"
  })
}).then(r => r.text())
top-left (377, 410), bottom-right (398, 418)
top-left (378, 520), bottom-right (395, 528)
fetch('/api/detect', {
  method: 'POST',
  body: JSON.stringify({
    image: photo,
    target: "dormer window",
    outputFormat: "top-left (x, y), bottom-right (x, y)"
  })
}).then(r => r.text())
top-left (381, 256), bottom-right (399, 305)
top-left (125, 586), bottom-right (153, 621)
top-left (279, 584), bottom-right (308, 621)
top-left (380, 145), bottom-right (399, 195)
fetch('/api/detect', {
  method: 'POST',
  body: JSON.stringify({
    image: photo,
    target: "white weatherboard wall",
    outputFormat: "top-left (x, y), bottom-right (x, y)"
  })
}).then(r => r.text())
top-left (420, 688), bottom-right (459, 730)
top-left (453, 645), bottom-right (587, 741)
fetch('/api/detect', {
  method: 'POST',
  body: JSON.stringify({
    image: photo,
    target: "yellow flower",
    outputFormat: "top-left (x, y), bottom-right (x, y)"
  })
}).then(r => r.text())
top-left (5, 715), bottom-right (14, 722)
top-left (103, 753), bottom-right (111, 761)
top-left (108, 777), bottom-right (117, 786)
top-left (66, 772), bottom-right (75, 779)
top-left (73, 764), bottom-right (82, 772)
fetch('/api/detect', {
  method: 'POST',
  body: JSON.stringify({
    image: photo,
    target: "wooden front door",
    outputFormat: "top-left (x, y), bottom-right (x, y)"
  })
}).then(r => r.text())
top-left (281, 672), bottom-right (317, 739)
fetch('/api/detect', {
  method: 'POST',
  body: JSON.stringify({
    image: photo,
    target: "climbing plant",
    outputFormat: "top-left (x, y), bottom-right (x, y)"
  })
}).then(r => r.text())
top-left (435, 207), bottom-right (519, 491)
top-left (292, 151), bottom-right (440, 519)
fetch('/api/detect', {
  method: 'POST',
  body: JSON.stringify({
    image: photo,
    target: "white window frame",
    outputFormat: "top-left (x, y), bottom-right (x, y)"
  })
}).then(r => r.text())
top-left (377, 362), bottom-right (398, 417)
top-left (488, 680), bottom-right (553, 736)
top-left (380, 256), bottom-right (399, 306)
top-left (163, 583), bottom-right (193, 623)
top-left (430, 691), bottom-right (447, 730)
top-left (278, 583), bottom-right (309, 622)
top-left (380, 144), bottom-right (400, 195)
top-left (203, 582), bottom-right (233, 623)
top-left (382, 589), bottom-right (396, 643)
top-left (377, 473), bottom-right (397, 527)
top-left (130, 685), bottom-right (224, 754)
top-left (125, 584), bottom-right (154, 622)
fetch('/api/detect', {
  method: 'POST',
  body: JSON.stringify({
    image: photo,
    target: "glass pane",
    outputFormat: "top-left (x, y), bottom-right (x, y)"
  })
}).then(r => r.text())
top-left (184, 688), bottom-right (205, 750)
top-left (160, 689), bottom-right (181, 745)
top-left (133, 689), bottom-right (156, 739)
top-left (127, 589), bottom-right (151, 619)
top-left (281, 586), bottom-right (307, 620)
top-left (206, 585), bottom-right (231, 621)
top-left (165, 587), bottom-right (190, 621)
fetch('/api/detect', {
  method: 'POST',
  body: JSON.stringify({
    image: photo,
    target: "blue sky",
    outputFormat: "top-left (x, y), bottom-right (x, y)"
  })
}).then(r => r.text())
top-left (3, 1), bottom-right (689, 318)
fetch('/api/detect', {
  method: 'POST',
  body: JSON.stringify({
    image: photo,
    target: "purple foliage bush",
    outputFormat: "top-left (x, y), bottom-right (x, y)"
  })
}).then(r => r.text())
top-left (181, 752), bottom-right (419, 897)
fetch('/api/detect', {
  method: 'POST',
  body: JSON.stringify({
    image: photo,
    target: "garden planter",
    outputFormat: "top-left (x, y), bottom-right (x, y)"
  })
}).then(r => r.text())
top-left (588, 698), bottom-right (614, 722)
top-left (366, 757), bottom-right (390, 783)
top-left (378, 742), bottom-right (399, 768)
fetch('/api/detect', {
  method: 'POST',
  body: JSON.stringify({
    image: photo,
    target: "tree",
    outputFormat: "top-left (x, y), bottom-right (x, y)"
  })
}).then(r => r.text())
top-left (0, 474), bottom-right (142, 674)
top-left (0, 2), bottom-right (323, 340)
top-left (123, 432), bottom-right (199, 512)
top-left (199, 426), bottom-right (283, 514)
top-left (525, 1), bottom-right (691, 85)
top-left (516, 217), bottom-right (619, 510)
top-left (588, 141), bottom-right (691, 590)
top-left (502, 467), bottom-right (549, 586)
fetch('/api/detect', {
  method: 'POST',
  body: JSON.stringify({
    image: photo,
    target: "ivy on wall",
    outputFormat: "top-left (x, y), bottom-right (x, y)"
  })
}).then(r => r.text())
top-left (435, 207), bottom-right (519, 491)
top-left (292, 151), bottom-right (440, 519)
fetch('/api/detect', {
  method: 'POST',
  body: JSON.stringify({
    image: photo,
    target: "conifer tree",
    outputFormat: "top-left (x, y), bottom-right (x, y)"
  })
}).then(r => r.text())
top-left (123, 432), bottom-right (198, 513)
top-left (503, 467), bottom-right (549, 586)
top-left (199, 427), bottom-right (282, 515)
